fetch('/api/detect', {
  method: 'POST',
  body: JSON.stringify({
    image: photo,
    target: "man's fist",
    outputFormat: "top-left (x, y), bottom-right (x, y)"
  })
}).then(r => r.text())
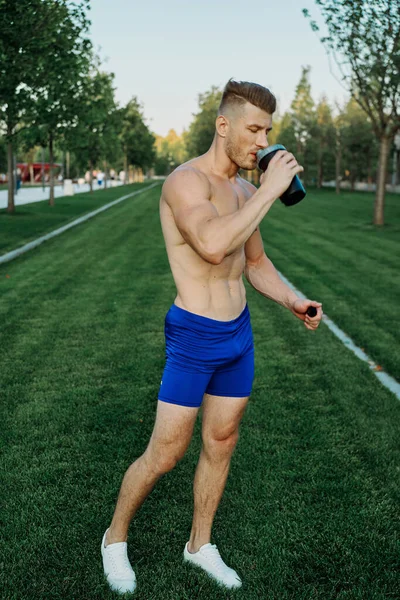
top-left (291, 298), bottom-right (323, 331)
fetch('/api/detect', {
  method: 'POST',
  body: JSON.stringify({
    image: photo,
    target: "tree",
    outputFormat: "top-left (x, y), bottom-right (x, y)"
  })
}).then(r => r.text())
top-left (102, 106), bottom-right (123, 188)
top-left (67, 68), bottom-right (118, 192)
top-left (185, 87), bottom-right (222, 159)
top-left (266, 114), bottom-right (282, 147)
top-left (291, 67), bottom-right (315, 152)
top-left (341, 98), bottom-right (379, 189)
top-left (0, 0), bottom-right (90, 212)
top-left (154, 129), bottom-right (186, 175)
top-left (333, 107), bottom-right (344, 194)
top-left (26, 0), bottom-right (91, 205)
top-left (119, 98), bottom-right (156, 181)
top-left (303, 0), bottom-right (400, 225)
top-left (314, 96), bottom-right (336, 187)
top-left (279, 67), bottom-right (317, 185)
top-left (0, 136), bottom-right (7, 174)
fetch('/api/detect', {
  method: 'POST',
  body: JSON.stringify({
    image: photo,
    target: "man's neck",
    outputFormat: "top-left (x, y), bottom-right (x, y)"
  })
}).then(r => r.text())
top-left (203, 139), bottom-right (239, 181)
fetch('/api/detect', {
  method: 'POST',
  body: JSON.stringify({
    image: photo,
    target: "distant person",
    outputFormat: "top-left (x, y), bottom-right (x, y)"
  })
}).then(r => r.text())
top-left (15, 167), bottom-right (22, 191)
top-left (101, 79), bottom-right (323, 595)
top-left (97, 171), bottom-right (104, 186)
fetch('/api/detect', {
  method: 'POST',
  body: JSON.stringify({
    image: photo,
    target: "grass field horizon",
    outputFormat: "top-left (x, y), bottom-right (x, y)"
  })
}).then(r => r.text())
top-left (1, 184), bottom-right (399, 599)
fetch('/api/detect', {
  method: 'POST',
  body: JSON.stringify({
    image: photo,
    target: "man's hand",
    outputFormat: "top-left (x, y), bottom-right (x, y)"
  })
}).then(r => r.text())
top-left (291, 298), bottom-right (323, 331)
top-left (259, 150), bottom-right (304, 200)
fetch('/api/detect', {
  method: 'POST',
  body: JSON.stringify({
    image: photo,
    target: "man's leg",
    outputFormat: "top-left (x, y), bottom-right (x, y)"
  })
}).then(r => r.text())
top-left (187, 393), bottom-right (249, 553)
top-left (106, 400), bottom-right (199, 545)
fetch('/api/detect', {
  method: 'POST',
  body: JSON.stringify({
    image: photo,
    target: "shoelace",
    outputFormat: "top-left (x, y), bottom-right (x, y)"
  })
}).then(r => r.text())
top-left (109, 545), bottom-right (133, 576)
top-left (202, 544), bottom-right (226, 573)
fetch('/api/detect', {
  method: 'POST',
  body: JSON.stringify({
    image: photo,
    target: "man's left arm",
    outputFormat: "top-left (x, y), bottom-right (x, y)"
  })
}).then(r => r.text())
top-left (244, 225), bottom-right (323, 331)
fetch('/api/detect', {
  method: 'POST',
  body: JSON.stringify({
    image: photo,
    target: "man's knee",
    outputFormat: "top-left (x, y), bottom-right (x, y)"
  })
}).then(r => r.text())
top-left (202, 429), bottom-right (240, 459)
top-left (143, 440), bottom-right (188, 476)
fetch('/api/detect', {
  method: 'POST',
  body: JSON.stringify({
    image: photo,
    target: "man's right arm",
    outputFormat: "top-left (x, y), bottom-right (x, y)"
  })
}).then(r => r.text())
top-left (163, 151), bottom-right (303, 265)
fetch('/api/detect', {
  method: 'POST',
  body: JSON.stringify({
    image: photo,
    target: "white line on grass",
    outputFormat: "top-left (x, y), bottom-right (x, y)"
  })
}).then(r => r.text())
top-left (0, 182), bottom-right (161, 266)
top-left (2, 185), bottom-right (398, 401)
top-left (278, 271), bottom-right (400, 401)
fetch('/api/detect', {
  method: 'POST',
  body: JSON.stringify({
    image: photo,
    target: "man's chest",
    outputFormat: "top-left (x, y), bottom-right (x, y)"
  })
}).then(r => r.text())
top-left (209, 181), bottom-right (249, 217)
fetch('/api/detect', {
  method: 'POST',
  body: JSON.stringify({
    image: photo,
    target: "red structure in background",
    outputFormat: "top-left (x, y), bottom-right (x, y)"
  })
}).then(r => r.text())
top-left (16, 162), bottom-right (62, 183)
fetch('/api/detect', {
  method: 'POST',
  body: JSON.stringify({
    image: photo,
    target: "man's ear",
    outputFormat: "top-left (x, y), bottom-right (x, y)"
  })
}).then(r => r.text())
top-left (216, 115), bottom-right (229, 138)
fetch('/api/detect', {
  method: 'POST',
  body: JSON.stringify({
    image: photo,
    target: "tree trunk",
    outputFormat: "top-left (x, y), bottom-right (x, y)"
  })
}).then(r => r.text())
top-left (392, 146), bottom-right (399, 187)
top-left (66, 151), bottom-right (70, 179)
top-left (7, 124), bottom-right (15, 214)
top-left (41, 147), bottom-right (45, 191)
top-left (374, 135), bottom-right (391, 226)
top-left (49, 132), bottom-right (55, 206)
top-left (29, 163), bottom-right (34, 184)
top-left (124, 152), bottom-right (128, 185)
top-left (367, 150), bottom-right (372, 184)
top-left (335, 128), bottom-right (341, 195)
top-left (89, 159), bottom-right (93, 193)
top-left (317, 149), bottom-right (323, 188)
top-left (103, 160), bottom-right (108, 189)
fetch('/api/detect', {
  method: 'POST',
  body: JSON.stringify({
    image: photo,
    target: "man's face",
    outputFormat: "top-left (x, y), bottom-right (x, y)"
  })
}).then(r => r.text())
top-left (224, 102), bottom-right (273, 170)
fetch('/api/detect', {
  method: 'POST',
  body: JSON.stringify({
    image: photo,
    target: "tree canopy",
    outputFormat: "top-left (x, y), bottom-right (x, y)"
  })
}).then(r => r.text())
top-left (303, 0), bottom-right (400, 224)
top-left (184, 87), bottom-right (221, 159)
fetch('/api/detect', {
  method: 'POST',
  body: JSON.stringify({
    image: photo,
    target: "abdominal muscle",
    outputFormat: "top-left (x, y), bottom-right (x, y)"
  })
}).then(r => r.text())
top-left (167, 244), bottom-right (247, 321)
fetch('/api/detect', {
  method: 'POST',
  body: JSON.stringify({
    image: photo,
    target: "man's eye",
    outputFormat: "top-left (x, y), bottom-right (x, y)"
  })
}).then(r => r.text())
top-left (249, 128), bottom-right (258, 133)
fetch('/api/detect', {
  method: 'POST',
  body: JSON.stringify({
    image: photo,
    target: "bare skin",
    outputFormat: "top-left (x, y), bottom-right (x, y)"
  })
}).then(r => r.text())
top-left (105, 101), bottom-right (323, 554)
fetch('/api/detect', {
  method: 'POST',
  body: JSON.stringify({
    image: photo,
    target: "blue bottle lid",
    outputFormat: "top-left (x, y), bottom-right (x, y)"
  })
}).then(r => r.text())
top-left (256, 144), bottom-right (286, 167)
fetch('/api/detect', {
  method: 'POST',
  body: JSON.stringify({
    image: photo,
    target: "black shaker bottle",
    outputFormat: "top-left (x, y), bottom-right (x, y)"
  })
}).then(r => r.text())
top-left (257, 144), bottom-right (306, 207)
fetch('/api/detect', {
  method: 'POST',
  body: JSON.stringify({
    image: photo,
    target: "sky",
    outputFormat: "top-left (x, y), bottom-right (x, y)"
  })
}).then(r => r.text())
top-left (88, 0), bottom-right (349, 137)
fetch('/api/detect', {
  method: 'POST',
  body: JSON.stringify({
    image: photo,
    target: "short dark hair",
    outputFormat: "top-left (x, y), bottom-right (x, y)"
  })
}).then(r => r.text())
top-left (218, 79), bottom-right (276, 116)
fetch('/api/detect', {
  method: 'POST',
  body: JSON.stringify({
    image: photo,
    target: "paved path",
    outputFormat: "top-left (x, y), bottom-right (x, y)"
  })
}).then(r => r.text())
top-left (0, 181), bottom-right (123, 209)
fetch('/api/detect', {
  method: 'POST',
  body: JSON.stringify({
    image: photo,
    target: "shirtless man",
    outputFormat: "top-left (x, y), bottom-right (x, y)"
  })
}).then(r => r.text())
top-left (101, 79), bottom-right (323, 594)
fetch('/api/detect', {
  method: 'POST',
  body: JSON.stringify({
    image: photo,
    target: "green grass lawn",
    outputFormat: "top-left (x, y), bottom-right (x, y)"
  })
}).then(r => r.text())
top-left (260, 187), bottom-right (400, 381)
top-left (0, 182), bottom-right (149, 254)
top-left (1, 185), bottom-right (399, 599)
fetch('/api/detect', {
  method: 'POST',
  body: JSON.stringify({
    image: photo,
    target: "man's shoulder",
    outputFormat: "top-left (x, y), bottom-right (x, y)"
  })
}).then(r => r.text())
top-left (162, 161), bottom-right (211, 202)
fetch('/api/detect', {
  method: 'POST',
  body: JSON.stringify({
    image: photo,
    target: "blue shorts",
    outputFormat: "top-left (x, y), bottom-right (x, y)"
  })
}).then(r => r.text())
top-left (158, 303), bottom-right (254, 408)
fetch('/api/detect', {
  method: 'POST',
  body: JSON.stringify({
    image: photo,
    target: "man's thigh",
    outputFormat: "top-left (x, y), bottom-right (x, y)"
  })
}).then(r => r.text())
top-left (201, 393), bottom-right (250, 442)
top-left (148, 399), bottom-right (199, 456)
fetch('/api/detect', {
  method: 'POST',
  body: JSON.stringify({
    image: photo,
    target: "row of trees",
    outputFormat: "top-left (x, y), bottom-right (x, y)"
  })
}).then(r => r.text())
top-left (0, 0), bottom-right (155, 213)
top-left (303, 0), bottom-right (399, 225)
top-left (156, 0), bottom-right (399, 226)
top-left (2, 0), bottom-right (398, 225)
top-left (155, 68), bottom-right (382, 189)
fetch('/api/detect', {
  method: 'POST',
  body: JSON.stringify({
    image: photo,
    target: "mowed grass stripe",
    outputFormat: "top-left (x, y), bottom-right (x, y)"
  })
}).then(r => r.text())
top-left (0, 182), bottom-right (151, 255)
top-left (0, 183), bottom-right (160, 266)
top-left (1, 186), bottom-right (399, 599)
top-left (259, 189), bottom-right (400, 381)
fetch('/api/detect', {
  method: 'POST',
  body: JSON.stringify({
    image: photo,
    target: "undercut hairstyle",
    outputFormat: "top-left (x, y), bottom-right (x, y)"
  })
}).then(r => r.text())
top-left (218, 79), bottom-right (276, 116)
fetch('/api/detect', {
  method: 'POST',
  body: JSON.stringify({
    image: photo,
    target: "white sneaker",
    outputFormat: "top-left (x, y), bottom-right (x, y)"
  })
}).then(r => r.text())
top-left (183, 542), bottom-right (242, 589)
top-left (101, 529), bottom-right (137, 594)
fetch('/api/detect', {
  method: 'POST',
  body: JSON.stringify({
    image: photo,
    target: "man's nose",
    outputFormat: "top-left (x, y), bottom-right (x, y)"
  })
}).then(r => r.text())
top-left (256, 133), bottom-right (269, 149)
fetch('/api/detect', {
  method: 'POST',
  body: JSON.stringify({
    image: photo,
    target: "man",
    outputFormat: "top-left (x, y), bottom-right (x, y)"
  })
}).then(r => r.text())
top-left (101, 79), bottom-right (323, 594)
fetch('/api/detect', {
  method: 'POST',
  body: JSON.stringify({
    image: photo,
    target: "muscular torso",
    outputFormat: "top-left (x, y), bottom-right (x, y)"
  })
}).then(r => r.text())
top-left (160, 157), bottom-right (253, 321)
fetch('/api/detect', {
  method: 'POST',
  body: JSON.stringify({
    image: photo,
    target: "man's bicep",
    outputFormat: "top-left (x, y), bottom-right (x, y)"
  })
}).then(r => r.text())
top-left (244, 226), bottom-right (266, 266)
